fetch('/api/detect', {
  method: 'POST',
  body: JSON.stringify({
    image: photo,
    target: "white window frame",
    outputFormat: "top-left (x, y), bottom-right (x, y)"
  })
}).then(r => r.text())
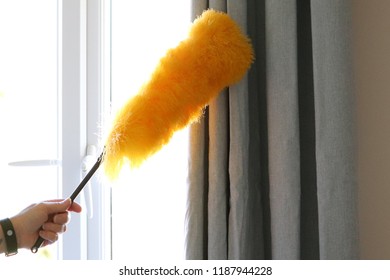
top-left (86, 0), bottom-right (111, 260)
top-left (60, 0), bottom-right (111, 260)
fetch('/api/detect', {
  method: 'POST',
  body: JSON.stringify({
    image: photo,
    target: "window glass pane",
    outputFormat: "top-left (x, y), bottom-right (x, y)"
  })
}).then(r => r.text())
top-left (110, 0), bottom-right (191, 260)
top-left (0, 0), bottom-right (59, 259)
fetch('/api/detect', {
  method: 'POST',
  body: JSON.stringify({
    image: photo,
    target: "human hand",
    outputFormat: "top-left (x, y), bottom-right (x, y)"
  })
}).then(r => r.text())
top-left (10, 199), bottom-right (82, 250)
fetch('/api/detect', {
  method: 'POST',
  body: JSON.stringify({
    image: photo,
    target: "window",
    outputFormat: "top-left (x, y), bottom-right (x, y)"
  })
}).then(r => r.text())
top-left (109, 0), bottom-right (191, 260)
top-left (0, 0), bottom-right (59, 259)
top-left (0, 0), bottom-right (191, 260)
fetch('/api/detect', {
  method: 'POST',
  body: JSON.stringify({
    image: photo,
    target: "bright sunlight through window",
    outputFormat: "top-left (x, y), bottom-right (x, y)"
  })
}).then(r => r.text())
top-left (0, 0), bottom-right (59, 260)
top-left (110, 0), bottom-right (191, 260)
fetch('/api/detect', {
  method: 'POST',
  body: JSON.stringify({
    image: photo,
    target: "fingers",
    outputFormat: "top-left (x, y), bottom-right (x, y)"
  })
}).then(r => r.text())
top-left (68, 201), bottom-right (82, 213)
top-left (53, 212), bottom-right (70, 225)
top-left (43, 199), bottom-right (72, 214)
top-left (39, 219), bottom-right (68, 245)
top-left (37, 211), bottom-right (71, 247)
top-left (42, 198), bottom-right (82, 214)
top-left (39, 230), bottom-right (59, 244)
top-left (42, 222), bottom-right (67, 235)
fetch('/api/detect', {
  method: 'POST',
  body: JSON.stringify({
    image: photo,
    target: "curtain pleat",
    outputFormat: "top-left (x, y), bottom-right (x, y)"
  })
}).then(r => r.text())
top-left (296, 0), bottom-right (320, 260)
top-left (310, 0), bottom-right (359, 259)
top-left (266, 0), bottom-right (301, 260)
top-left (185, 114), bottom-right (208, 260)
top-left (227, 0), bottom-right (264, 260)
top-left (185, 0), bottom-right (210, 261)
top-left (207, 0), bottom-right (229, 262)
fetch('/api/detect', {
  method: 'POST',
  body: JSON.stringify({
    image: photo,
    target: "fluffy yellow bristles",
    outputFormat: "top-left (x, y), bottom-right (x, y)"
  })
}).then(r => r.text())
top-left (104, 9), bottom-right (254, 179)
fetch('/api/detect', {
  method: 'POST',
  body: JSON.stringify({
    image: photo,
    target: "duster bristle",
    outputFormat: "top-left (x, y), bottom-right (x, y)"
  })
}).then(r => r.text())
top-left (104, 9), bottom-right (254, 179)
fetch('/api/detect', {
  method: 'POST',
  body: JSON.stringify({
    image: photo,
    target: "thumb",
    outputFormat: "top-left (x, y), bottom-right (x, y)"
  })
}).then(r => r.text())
top-left (44, 198), bottom-right (72, 214)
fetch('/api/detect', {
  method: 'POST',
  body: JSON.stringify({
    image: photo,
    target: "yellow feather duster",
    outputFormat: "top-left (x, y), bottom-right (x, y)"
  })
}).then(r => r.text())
top-left (104, 9), bottom-right (254, 179)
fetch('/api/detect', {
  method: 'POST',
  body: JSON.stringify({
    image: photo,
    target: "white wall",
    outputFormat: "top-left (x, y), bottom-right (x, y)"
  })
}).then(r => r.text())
top-left (352, 0), bottom-right (390, 259)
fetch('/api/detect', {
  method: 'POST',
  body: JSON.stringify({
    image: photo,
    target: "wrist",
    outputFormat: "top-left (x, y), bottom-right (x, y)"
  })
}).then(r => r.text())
top-left (9, 216), bottom-right (28, 250)
top-left (0, 218), bottom-right (18, 256)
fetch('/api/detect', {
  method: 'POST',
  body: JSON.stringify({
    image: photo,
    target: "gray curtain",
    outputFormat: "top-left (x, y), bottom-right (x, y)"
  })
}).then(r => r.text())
top-left (185, 0), bottom-right (359, 260)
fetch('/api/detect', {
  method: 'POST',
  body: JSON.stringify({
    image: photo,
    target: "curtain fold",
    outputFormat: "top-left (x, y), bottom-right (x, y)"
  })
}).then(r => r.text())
top-left (310, 0), bottom-right (358, 259)
top-left (185, 0), bottom-right (359, 260)
top-left (266, 0), bottom-right (301, 260)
